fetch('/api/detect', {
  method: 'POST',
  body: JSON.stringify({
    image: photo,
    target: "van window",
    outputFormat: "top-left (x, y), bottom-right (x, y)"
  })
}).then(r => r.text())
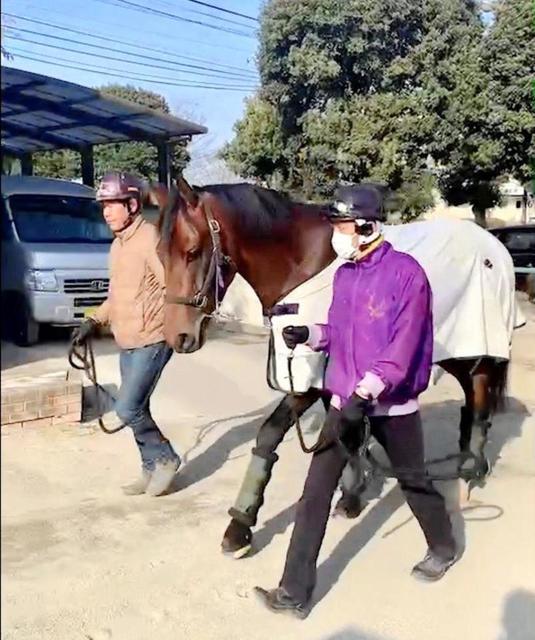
top-left (501, 229), bottom-right (535, 252)
top-left (8, 194), bottom-right (112, 244)
top-left (1, 199), bottom-right (13, 240)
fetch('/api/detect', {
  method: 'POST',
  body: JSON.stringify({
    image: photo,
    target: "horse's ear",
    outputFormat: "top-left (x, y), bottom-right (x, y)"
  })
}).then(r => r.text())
top-left (176, 174), bottom-right (199, 207)
top-left (147, 182), bottom-right (169, 210)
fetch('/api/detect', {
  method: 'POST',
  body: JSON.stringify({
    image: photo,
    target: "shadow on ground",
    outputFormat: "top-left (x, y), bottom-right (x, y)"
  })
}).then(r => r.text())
top-left (171, 400), bottom-right (281, 492)
top-left (496, 589), bottom-right (535, 640)
top-left (230, 395), bottom-right (529, 612)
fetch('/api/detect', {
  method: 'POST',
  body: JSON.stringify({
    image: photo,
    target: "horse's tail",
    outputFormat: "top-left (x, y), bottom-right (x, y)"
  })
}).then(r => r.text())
top-left (489, 358), bottom-right (509, 414)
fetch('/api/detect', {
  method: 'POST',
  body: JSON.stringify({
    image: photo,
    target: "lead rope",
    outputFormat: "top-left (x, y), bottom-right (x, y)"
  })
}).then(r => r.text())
top-left (286, 350), bottom-right (488, 484)
top-left (287, 351), bottom-right (332, 454)
top-left (68, 338), bottom-right (127, 435)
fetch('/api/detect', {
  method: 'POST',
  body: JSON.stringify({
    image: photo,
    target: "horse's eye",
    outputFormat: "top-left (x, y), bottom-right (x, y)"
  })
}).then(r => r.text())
top-left (186, 249), bottom-right (200, 263)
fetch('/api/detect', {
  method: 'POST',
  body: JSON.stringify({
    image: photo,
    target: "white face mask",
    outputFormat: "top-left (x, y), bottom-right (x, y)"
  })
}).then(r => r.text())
top-left (331, 229), bottom-right (358, 260)
top-left (331, 220), bottom-right (383, 260)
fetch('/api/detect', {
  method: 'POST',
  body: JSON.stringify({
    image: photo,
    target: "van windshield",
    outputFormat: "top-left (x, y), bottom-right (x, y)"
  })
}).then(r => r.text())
top-left (8, 194), bottom-right (112, 244)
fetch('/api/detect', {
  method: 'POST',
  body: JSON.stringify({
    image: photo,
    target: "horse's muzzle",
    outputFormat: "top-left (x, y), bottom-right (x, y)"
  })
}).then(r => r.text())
top-left (174, 333), bottom-right (200, 354)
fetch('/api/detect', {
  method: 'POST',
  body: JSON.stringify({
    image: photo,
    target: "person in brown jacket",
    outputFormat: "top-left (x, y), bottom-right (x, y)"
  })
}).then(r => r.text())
top-left (72, 172), bottom-right (180, 496)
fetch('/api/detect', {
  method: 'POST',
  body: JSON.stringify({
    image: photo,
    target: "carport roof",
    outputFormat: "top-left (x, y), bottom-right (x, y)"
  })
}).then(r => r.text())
top-left (1, 67), bottom-right (208, 156)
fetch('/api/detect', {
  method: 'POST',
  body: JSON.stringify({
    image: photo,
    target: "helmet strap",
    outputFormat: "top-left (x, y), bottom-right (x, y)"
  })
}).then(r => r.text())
top-left (113, 199), bottom-right (140, 233)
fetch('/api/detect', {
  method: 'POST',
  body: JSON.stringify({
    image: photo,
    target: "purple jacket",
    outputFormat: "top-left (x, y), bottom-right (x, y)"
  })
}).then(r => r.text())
top-left (309, 241), bottom-right (433, 409)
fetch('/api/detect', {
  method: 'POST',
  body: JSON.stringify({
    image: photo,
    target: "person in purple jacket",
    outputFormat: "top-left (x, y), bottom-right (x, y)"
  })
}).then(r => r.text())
top-left (255, 184), bottom-right (459, 618)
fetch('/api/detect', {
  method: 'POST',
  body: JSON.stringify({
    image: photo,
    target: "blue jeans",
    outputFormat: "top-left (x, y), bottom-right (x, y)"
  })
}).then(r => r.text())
top-left (115, 342), bottom-right (179, 471)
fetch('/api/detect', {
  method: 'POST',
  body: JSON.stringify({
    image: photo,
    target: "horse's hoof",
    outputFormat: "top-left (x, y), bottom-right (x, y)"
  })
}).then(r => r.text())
top-left (221, 518), bottom-right (253, 559)
top-left (332, 495), bottom-right (365, 519)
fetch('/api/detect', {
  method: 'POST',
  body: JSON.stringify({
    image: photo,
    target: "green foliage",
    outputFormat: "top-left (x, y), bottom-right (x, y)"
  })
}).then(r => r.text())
top-left (33, 85), bottom-right (190, 182)
top-left (225, 0), bottom-right (533, 224)
top-left (222, 98), bottom-right (286, 186)
top-left (484, 0), bottom-right (535, 184)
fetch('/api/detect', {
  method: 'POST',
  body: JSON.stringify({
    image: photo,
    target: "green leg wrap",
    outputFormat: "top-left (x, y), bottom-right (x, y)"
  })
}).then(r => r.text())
top-left (229, 451), bottom-right (277, 528)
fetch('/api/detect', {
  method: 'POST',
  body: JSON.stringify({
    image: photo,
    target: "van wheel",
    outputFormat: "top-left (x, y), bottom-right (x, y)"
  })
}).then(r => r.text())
top-left (11, 297), bottom-right (40, 347)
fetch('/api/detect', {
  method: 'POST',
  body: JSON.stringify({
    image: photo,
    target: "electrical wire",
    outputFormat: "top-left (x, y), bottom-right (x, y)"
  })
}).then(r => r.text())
top-left (93, 0), bottom-right (255, 38)
top-left (180, 0), bottom-right (258, 22)
top-left (2, 12), bottom-right (257, 76)
top-left (8, 4), bottom-right (252, 53)
top-left (5, 50), bottom-right (257, 91)
top-left (4, 27), bottom-right (256, 81)
top-left (7, 44), bottom-right (257, 89)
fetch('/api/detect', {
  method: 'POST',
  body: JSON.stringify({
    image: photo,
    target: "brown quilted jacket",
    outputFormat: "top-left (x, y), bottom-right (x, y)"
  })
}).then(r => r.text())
top-left (91, 217), bottom-right (166, 349)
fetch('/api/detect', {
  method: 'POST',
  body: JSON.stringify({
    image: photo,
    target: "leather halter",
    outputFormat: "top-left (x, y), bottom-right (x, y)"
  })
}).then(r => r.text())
top-left (164, 201), bottom-right (232, 311)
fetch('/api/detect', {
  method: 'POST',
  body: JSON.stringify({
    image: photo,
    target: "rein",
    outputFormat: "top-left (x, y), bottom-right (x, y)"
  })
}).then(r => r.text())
top-left (68, 338), bottom-right (127, 435)
top-left (280, 332), bottom-right (490, 485)
top-left (164, 200), bottom-right (232, 317)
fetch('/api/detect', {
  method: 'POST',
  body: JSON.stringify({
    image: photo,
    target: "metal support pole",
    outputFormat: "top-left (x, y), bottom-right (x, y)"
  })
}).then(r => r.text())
top-left (20, 153), bottom-right (33, 176)
top-left (157, 141), bottom-right (171, 188)
top-left (81, 146), bottom-right (95, 187)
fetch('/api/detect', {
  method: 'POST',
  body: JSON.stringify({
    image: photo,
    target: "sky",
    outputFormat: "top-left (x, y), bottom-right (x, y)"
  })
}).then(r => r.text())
top-left (2, 0), bottom-right (263, 155)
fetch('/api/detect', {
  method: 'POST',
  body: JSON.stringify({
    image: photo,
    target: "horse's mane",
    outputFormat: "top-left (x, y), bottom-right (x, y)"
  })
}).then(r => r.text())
top-left (161, 182), bottom-right (324, 242)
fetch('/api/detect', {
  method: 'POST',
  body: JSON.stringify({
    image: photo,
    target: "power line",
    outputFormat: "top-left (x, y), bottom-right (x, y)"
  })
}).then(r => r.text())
top-left (7, 45), bottom-right (256, 89)
top-left (159, 3), bottom-right (256, 29)
top-left (15, 4), bottom-right (253, 53)
top-left (93, 0), bottom-right (256, 38)
top-left (5, 34), bottom-right (259, 88)
top-left (180, 0), bottom-right (258, 22)
top-left (131, 0), bottom-right (254, 29)
top-left (2, 13), bottom-right (257, 77)
top-left (5, 52), bottom-right (256, 91)
top-left (4, 27), bottom-right (256, 81)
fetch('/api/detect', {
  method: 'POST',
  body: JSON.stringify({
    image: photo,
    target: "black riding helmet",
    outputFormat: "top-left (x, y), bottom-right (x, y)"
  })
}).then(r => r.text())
top-left (328, 184), bottom-right (388, 222)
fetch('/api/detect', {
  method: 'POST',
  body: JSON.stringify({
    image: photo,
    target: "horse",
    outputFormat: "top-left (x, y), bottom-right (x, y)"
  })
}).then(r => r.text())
top-left (151, 177), bottom-right (513, 559)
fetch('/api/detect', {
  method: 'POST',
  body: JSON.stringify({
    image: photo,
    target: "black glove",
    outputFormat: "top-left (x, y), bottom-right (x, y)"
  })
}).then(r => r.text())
top-left (71, 318), bottom-right (97, 346)
top-left (282, 325), bottom-right (309, 350)
top-left (338, 394), bottom-right (370, 451)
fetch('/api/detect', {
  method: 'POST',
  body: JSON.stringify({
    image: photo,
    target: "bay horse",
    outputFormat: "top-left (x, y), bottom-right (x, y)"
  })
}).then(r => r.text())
top-left (152, 178), bottom-right (509, 559)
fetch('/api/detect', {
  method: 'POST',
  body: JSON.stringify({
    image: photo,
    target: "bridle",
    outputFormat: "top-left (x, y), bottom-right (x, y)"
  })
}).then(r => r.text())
top-left (164, 198), bottom-right (232, 314)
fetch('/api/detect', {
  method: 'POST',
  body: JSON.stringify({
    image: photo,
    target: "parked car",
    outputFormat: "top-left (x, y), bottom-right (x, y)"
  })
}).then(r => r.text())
top-left (1, 176), bottom-right (111, 346)
top-left (489, 224), bottom-right (535, 301)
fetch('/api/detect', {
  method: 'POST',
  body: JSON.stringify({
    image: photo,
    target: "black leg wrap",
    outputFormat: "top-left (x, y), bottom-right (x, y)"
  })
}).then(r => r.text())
top-left (459, 420), bottom-right (491, 480)
top-left (469, 420), bottom-right (491, 459)
top-left (459, 406), bottom-right (474, 453)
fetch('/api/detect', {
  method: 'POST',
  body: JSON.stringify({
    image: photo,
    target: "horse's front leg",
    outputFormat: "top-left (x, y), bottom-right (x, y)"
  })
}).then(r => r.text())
top-left (221, 389), bottom-right (322, 558)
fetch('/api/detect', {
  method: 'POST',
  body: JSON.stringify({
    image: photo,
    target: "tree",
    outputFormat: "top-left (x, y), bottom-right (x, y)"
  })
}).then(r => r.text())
top-left (224, 0), bottom-right (485, 220)
top-left (426, 0), bottom-right (534, 225)
top-left (484, 0), bottom-right (534, 186)
top-left (33, 85), bottom-right (190, 181)
top-left (226, 0), bottom-right (533, 224)
top-left (222, 97), bottom-right (286, 187)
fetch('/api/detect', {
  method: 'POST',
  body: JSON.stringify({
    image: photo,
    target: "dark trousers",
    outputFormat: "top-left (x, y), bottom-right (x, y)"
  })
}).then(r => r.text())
top-left (114, 341), bottom-right (179, 470)
top-left (280, 410), bottom-right (456, 603)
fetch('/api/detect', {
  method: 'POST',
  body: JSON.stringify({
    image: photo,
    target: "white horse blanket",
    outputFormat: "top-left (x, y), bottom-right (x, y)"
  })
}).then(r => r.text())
top-left (267, 218), bottom-right (525, 393)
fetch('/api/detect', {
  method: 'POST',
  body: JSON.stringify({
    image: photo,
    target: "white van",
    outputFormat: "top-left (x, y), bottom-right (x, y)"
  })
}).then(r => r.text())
top-left (1, 176), bottom-right (111, 346)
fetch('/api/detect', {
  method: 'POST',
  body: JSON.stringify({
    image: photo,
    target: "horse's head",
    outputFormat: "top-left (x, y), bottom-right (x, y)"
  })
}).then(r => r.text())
top-left (153, 176), bottom-right (235, 354)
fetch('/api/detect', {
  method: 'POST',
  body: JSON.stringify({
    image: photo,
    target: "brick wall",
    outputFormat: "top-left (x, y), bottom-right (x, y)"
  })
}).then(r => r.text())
top-left (1, 370), bottom-right (82, 428)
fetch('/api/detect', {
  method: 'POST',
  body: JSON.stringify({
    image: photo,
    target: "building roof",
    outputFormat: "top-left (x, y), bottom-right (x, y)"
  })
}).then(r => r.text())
top-left (1, 175), bottom-right (95, 198)
top-left (1, 67), bottom-right (207, 156)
